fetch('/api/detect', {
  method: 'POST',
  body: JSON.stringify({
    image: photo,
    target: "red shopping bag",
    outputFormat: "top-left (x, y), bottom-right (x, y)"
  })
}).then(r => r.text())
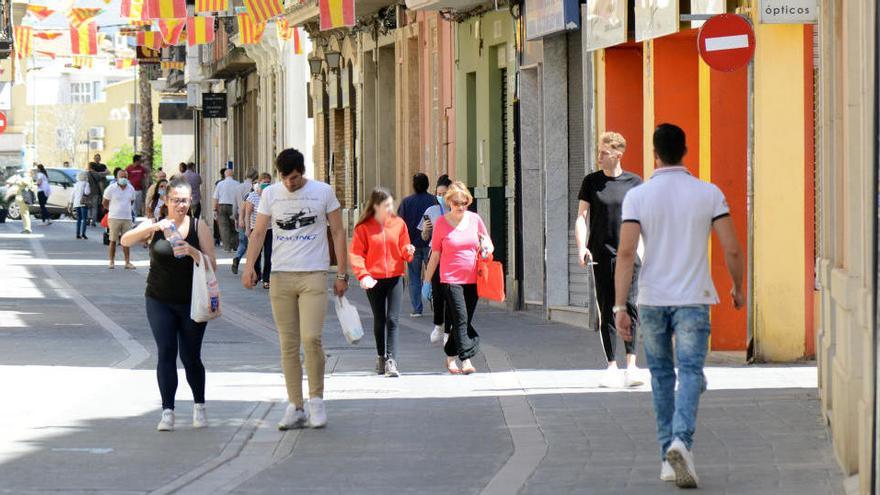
top-left (100, 212), bottom-right (109, 228)
top-left (477, 255), bottom-right (505, 302)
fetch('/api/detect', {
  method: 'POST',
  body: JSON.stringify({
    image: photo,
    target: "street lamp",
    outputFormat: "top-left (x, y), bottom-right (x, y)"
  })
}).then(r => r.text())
top-left (308, 55), bottom-right (323, 77)
top-left (324, 50), bottom-right (341, 72)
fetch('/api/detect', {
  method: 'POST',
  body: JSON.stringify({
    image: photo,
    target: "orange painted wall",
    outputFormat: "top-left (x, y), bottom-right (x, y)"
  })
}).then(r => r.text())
top-left (652, 32), bottom-right (700, 177)
top-left (604, 45), bottom-right (644, 176)
top-left (709, 68), bottom-right (749, 350)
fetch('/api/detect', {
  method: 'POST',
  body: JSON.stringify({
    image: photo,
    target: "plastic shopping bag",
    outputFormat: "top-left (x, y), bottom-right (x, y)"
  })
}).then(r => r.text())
top-left (421, 280), bottom-right (432, 303)
top-left (334, 296), bottom-right (364, 345)
top-left (477, 255), bottom-right (506, 302)
top-left (191, 252), bottom-right (222, 323)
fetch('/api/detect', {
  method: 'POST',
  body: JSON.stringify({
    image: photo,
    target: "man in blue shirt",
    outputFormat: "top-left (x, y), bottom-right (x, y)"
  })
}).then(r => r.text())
top-left (397, 173), bottom-right (437, 317)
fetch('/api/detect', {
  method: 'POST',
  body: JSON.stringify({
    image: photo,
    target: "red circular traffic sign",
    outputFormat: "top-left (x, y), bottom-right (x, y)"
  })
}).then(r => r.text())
top-left (697, 14), bottom-right (756, 72)
top-left (0, 112), bottom-right (6, 134)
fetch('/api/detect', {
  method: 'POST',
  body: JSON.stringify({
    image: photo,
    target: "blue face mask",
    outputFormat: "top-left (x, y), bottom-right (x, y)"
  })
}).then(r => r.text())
top-left (158, 188), bottom-right (167, 196)
top-left (118, 178), bottom-right (129, 187)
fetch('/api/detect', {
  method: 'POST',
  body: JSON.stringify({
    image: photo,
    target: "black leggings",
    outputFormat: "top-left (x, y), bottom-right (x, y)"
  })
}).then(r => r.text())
top-left (431, 269), bottom-right (453, 333)
top-left (594, 257), bottom-right (640, 363)
top-left (366, 276), bottom-right (402, 359)
top-left (37, 191), bottom-right (49, 221)
top-left (254, 229), bottom-right (273, 284)
top-left (145, 297), bottom-right (208, 410)
top-left (443, 283), bottom-right (479, 360)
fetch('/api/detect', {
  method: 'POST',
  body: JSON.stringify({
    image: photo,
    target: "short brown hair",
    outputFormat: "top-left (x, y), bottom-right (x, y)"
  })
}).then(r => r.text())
top-left (600, 131), bottom-right (627, 150)
top-left (443, 181), bottom-right (473, 207)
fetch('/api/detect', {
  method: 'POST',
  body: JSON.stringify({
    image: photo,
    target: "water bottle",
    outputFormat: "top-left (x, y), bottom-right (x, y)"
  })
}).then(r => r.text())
top-left (207, 277), bottom-right (220, 313)
top-left (163, 221), bottom-right (185, 258)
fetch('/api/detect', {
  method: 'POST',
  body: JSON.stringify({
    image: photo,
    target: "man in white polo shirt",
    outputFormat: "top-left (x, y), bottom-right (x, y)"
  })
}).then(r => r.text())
top-left (102, 169), bottom-right (136, 270)
top-left (213, 168), bottom-right (240, 252)
top-left (613, 123), bottom-right (744, 489)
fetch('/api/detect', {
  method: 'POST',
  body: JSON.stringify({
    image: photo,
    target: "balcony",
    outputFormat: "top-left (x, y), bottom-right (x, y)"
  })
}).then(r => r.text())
top-left (404, 0), bottom-right (489, 11)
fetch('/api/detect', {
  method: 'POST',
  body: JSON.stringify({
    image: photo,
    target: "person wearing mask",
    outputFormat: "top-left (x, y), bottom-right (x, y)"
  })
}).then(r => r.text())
top-left (213, 169), bottom-right (239, 252)
top-left (183, 163), bottom-right (203, 218)
top-left (243, 173), bottom-right (273, 288)
top-left (147, 179), bottom-right (169, 221)
top-left (350, 188), bottom-right (415, 378)
top-left (417, 174), bottom-right (453, 345)
top-left (88, 157), bottom-right (109, 226)
top-left (575, 131), bottom-right (644, 389)
top-left (232, 169), bottom-right (258, 274)
top-left (424, 182), bottom-right (493, 375)
top-left (120, 178), bottom-right (217, 432)
top-left (71, 171), bottom-right (91, 239)
top-left (34, 164), bottom-right (52, 224)
top-left (103, 170), bottom-right (137, 269)
top-left (144, 170), bottom-right (168, 218)
top-left (126, 155), bottom-right (148, 217)
top-left (614, 124), bottom-right (745, 488)
top-left (397, 173), bottom-right (437, 318)
top-left (241, 148), bottom-right (349, 430)
top-left (8, 172), bottom-right (35, 234)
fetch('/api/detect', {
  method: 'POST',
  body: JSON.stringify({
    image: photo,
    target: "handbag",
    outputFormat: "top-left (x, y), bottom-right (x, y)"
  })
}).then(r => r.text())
top-left (191, 252), bottom-right (222, 323)
top-left (22, 189), bottom-right (35, 205)
top-left (334, 296), bottom-right (364, 344)
top-left (477, 254), bottom-right (506, 302)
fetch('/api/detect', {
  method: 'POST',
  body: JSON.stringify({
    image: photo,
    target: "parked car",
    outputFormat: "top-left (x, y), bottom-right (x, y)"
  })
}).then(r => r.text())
top-left (5, 167), bottom-right (82, 220)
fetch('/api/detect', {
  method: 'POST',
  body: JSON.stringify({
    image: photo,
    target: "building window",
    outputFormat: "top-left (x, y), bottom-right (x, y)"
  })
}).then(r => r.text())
top-left (70, 82), bottom-right (93, 104)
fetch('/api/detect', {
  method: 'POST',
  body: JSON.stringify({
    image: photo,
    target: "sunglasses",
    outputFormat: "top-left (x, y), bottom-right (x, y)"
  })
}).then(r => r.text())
top-left (450, 200), bottom-right (469, 207)
top-left (168, 198), bottom-right (191, 205)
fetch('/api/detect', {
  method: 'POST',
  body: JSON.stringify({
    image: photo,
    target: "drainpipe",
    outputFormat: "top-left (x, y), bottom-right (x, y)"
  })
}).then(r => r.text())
top-left (871, 0), bottom-right (879, 486)
top-left (746, 57), bottom-right (756, 363)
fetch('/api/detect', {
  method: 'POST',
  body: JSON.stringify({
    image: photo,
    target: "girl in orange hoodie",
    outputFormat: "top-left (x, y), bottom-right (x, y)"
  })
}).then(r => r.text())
top-left (349, 188), bottom-right (415, 377)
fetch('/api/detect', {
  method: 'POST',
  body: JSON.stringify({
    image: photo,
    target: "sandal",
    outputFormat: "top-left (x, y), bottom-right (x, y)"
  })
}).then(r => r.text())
top-left (124, 263), bottom-right (136, 270)
top-left (262, 282), bottom-right (270, 289)
top-left (446, 358), bottom-right (461, 375)
top-left (461, 359), bottom-right (476, 375)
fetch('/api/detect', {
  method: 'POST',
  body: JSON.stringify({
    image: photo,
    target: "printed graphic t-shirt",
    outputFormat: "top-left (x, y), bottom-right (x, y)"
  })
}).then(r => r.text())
top-left (257, 179), bottom-right (340, 272)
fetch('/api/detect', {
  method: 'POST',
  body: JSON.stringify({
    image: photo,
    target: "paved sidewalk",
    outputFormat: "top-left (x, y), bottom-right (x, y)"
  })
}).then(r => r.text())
top-left (0, 219), bottom-right (844, 494)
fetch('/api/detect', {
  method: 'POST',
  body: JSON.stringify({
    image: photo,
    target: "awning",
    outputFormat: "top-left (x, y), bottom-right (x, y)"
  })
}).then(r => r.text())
top-left (404, 0), bottom-right (486, 11)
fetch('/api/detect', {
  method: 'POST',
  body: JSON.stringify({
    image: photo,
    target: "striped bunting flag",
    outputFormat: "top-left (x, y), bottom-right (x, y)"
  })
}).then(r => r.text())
top-left (70, 22), bottom-right (98, 55)
top-left (292, 26), bottom-right (302, 54)
top-left (145, 0), bottom-right (186, 20)
top-left (121, 0), bottom-right (150, 22)
top-left (161, 60), bottom-right (185, 70)
top-left (237, 14), bottom-right (265, 45)
top-left (35, 50), bottom-right (56, 59)
top-left (243, 0), bottom-right (282, 23)
top-left (319, 0), bottom-right (354, 31)
top-left (14, 26), bottom-right (34, 59)
top-left (158, 18), bottom-right (186, 45)
top-left (137, 31), bottom-right (165, 50)
top-left (116, 58), bottom-right (138, 69)
top-left (26, 5), bottom-right (55, 21)
top-left (67, 8), bottom-right (103, 29)
top-left (186, 16), bottom-right (215, 46)
top-left (71, 55), bottom-right (94, 68)
top-left (34, 31), bottom-right (64, 40)
top-left (195, 0), bottom-right (228, 14)
top-left (276, 17), bottom-right (292, 42)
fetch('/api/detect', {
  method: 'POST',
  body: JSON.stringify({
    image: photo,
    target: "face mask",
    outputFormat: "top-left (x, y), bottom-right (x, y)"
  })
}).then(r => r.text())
top-left (118, 178), bottom-right (129, 187)
top-left (437, 195), bottom-right (444, 204)
top-left (158, 188), bottom-right (166, 196)
top-left (260, 183), bottom-right (270, 190)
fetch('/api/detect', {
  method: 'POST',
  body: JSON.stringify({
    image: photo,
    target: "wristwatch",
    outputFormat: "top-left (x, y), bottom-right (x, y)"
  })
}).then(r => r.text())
top-left (612, 305), bottom-right (627, 314)
top-left (336, 273), bottom-right (349, 282)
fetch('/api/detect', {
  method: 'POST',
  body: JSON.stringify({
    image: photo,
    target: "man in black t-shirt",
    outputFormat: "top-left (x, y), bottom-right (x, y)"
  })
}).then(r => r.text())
top-left (575, 131), bottom-right (643, 389)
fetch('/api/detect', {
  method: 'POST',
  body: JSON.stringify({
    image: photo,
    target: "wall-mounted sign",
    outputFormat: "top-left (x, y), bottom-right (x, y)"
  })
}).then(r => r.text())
top-left (635, 0), bottom-right (679, 43)
top-left (697, 13), bottom-right (755, 72)
top-left (525, 0), bottom-right (580, 41)
top-left (136, 46), bottom-right (160, 64)
top-left (202, 92), bottom-right (227, 119)
top-left (759, 0), bottom-right (817, 24)
top-left (583, 0), bottom-right (626, 52)
top-left (690, 0), bottom-right (725, 28)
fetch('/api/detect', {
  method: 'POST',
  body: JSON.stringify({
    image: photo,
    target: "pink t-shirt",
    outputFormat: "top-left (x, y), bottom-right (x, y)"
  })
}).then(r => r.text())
top-left (431, 211), bottom-right (488, 285)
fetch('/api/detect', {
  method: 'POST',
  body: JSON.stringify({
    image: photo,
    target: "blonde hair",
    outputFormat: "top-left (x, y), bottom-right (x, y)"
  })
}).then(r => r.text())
top-left (600, 131), bottom-right (627, 150)
top-left (443, 181), bottom-right (473, 207)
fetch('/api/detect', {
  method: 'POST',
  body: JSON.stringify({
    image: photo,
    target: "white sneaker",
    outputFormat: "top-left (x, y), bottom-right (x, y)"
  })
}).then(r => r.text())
top-left (660, 461), bottom-right (675, 482)
top-left (157, 409), bottom-right (174, 432)
top-left (624, 368), bottom-right (644, 388)
top-left (277, 403), bottom-right (309, 431)
top-left (308, 397), bottom-right (327, 428)
top-left (666, 439), bottom-right (699, 488)
top-left (599, 367), bottom-right (623, 388)
top-left (193, 403), bottom-right (207, 428)
top-left (430, 325), bottom-right (444, 345)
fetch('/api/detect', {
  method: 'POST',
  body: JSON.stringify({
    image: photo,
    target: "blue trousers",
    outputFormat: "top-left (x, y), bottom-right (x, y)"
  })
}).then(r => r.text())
top-left (75, 206), bottom-right (89, 236)
top-left (406, 246), bottom-right (430, 314)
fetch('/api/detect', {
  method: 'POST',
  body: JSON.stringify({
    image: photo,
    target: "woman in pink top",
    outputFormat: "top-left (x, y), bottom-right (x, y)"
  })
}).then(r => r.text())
top-left (424, 182), bottom-right (494, 374)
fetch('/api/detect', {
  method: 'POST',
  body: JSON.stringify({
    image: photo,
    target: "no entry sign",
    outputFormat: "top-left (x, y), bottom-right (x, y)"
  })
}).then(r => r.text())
top-left (0, 112), bottom-right (7, 134)
top-left (697, 14), bottom-right (756, 72)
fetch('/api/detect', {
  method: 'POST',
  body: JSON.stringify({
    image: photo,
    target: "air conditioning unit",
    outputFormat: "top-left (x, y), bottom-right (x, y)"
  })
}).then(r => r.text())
top-left (88, 126), bottom-right (105, 139)
top-left (89, 139), bottom-right (104, 151)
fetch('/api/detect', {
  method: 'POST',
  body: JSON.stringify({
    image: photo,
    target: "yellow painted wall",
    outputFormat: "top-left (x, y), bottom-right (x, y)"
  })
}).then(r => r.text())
top-left (752, 24), bottom-right (807, 361)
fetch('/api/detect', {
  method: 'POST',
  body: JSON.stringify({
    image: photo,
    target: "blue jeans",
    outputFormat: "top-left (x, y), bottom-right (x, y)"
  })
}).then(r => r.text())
top-left (406, 246), bottom-right (430, 314)
top-left (235, 229), bottom-right (248, 259)
top-left (640, 304), bottom-right (710, 459)
top-left (75, 206), bottom-right (89, 236)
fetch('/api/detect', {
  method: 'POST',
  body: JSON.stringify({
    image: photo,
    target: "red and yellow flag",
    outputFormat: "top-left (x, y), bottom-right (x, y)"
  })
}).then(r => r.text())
top-left (319, 0), bottom-right (354, 31)
top-left (121, 0), bottom-right (151, 22)
top-left (145, 0), bottom-right (186, 20)
top-left (161, 60), bottom-right (184, 70)
top-left (67, 8), bottom-right (103, 29)
top-left (71, 55), bottom-right (94, 68)
top-left (292, 26), bottom-right (302, 54)
top-left (237, 14), bottom-right (265, 45)
top-left (243, 0), bottom-right (282, 23)
top-left (186, 16), bottom-right (215, 46)
top-left (35, 50), bottom-right (56, 59)
top-left (137, 31), bottom-right (165, 50)
top-left (195, 0), bottom-right (228, 14)
top-left (158, 19), bottom-right (186, 45)
top-left (14, 26), bottom-right (33, 59)
top-left (26, 5), bottom-right (55, 21)
top-left (276, 17), bottom-right (292, 42)
top-left (34, 31), bottom-right (64, 40)
top-left (116, 58), bottom-right (138, 69)
top-left (70, 22), bottom-right (98, 55)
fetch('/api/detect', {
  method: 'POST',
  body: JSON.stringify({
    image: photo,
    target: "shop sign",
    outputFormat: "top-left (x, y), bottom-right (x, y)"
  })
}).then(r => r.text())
top-left (525, 0), bottom-right (580, 41)
top-left (635, 0), bottom-right (680, 43)
top-left (202, 92), bottom-right (228, 119)
top-left (583, 0), bottom-right (627, 52)
top-left (759, 0), bottom-right (817, 24)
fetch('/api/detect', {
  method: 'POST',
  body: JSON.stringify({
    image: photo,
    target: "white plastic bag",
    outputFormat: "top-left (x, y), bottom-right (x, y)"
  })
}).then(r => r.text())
top-left (334, 296), bottom-right (364, 345)
top-left (191, 252), bottom-right (222, 323)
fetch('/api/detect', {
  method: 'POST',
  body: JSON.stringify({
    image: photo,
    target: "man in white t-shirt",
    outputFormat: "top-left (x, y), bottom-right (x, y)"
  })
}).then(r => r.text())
top-left (102, 170), bottom-right (137, 269)
top-left (241, 148), bottom-right (349, 431)
top-left (613, 124), bottom-right (744, 489)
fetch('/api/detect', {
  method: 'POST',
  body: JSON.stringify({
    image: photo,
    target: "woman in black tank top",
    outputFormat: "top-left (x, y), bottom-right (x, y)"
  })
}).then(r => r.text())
top-left (121, 177), bottom-right (217, 432)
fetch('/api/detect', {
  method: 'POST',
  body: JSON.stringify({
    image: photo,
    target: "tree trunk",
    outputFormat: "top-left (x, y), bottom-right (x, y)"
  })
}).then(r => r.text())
top-left (138, 64), bottom-right (154, 170)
